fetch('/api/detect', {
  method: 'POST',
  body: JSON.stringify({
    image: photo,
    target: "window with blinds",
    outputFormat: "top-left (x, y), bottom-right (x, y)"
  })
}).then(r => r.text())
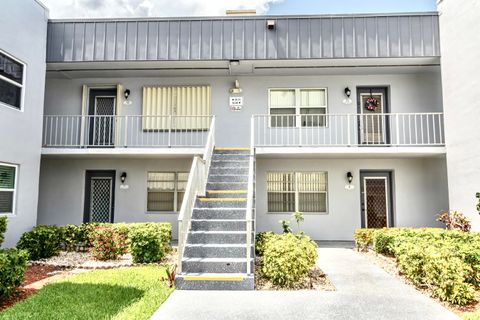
top-left (269, 88), bottom-right (328, 127)
top-left (142, 86), bottom-right (211, 130)
top-left (147, 172), bottom-right (188, 212)
top-left (267, 172), bottom-right (327, 213)
top-left (0, 163), bottom-right (17, 214)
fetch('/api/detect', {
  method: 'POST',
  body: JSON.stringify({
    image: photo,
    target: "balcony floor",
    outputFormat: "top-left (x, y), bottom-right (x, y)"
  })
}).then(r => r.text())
top-left (255, 146), bottom-right (446, 159)
top-left (41, 147), bottom-right (204, 158)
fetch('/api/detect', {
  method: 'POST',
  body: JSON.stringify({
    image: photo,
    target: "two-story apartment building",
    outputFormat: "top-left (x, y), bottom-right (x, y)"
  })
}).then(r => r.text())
top-left (0, 0), bottom-right (48, 247)
top-left (5, 0), bottom-right (476, 289)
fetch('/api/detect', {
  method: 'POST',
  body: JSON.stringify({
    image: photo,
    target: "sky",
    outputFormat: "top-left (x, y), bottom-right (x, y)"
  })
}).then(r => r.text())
top-left (40, 0), bottom-right (437, 19)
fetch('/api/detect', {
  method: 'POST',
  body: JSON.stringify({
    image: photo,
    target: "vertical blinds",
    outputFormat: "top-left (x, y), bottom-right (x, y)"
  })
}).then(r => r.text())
top-left (142, 85), bottom-right (211, 130)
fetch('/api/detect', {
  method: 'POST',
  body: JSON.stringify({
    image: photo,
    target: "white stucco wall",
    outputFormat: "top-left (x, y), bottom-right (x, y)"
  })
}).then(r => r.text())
top-left (438, 0), bottom-right (480, 226)
top-left (38, 157), bottom-right (193, 239)
top-left (0, 1), bottom-right (48, 247)
top-left (256, 157), bottom-right (449, 240)
top-left (44, 71), bottom-right (443, 148)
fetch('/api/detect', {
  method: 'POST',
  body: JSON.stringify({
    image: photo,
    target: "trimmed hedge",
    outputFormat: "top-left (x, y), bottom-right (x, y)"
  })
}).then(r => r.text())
top-left (262, 233), bottom-right (318, 286)
top-left (354, 228), bottom-right (480, 305)
top-left (16, 225), bottom-right (62, 260)
top-left (255, 231), bottom-right (275, 256)
top-left (0, 216), bottom-right (6, 247)
top-left (129, 226), bottom-right (165, 263)
top-left (0, 249), bottom-right (29, 299)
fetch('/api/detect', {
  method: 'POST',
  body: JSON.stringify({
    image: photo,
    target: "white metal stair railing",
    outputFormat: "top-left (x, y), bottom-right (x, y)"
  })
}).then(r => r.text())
top-left (177, 117), bottom-right (215, 274)
top-left (245, 120), bottom-right (256, 275)
top-left (252, 112), bottom-right (445, 147)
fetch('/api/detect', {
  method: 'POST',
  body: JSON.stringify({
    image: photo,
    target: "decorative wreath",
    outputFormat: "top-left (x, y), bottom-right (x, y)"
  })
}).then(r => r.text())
top-left (365, 97), bottom-right (379, 111)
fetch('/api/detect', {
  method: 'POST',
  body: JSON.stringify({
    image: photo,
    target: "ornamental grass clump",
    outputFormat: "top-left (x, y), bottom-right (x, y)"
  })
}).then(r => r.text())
top-left (262, 233), bottom-right (318, 287)
top-left (89, 225), bottom-right (128, 261)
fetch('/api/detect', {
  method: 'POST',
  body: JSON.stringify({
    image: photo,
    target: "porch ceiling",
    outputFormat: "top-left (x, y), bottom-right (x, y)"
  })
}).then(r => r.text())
top-left (46, 57), bottom-right (440, 79)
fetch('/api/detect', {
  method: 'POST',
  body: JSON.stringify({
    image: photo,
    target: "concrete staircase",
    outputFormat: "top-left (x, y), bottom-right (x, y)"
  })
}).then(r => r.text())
top-left (175, 148), bottom-right (254, 290)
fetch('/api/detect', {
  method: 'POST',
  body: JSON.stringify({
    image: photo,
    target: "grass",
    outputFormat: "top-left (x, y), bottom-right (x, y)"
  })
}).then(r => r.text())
top-left (0, 266), bottom-right (174, 320)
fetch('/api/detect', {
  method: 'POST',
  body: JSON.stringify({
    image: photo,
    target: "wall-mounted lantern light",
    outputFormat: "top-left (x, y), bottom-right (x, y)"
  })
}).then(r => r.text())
top-left (120, 172), bottom-right (127, 184)
top-left (123, 89), bottom-right (132, 105)
top-left (345, 171), bottom-right (354, 190)
top-left (342, 87), bottom-right (353, 105)
top-left (230, 79), bottom-right (242, 94)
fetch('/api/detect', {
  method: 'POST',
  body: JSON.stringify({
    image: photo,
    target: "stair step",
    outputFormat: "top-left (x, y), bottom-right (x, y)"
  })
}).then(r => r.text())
top-left (211, 161), bottom-right (249, 168)
top-left (175, 273), bottom-right (254, 290)
top-left (213, 154), bottom-right (249, 160)
top-left (214, 147), bottom-right (250, 152)
top-left (191, 219), bottom-right (252, 231)
top-left (207, 182), bottom-right (248, 190)
top-left (210, 167), bottom-right (249, 175)
top-left (184, 244), bottom-right (253, 258)
top-left (208, 175), bottom-right (248, 183)
top-left (181, 257), bottom-right (254, 273)
top-left (187, 231), bottom-right (250, 244)
top-left (192, 208), bottom-right (246, 219)
top-left (195, 199), bottom-right (247, 208)
top-left (206, 190), bottom-right (247, 198)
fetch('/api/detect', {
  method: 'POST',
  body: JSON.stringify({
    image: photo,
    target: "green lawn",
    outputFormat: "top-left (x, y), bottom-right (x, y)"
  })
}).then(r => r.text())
top-left (0, 266), bottom-right (174, 320)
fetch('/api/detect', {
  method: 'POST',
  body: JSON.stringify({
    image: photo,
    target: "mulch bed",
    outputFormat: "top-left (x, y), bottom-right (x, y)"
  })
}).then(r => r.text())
top-left (359, 249), bottom-right (480, 317)
top-left (0, 265), bottom-right (66, 311)
top-left (254, 257), bottom-right (335, 291)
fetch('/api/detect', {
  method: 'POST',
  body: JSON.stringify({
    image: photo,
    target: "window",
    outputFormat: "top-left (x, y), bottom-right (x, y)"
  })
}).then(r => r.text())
top-left (269, 88), bottom-right (327, 127)
top-left (0, 50), bottom-right (25, 110)
top-left (142, 86), bottom-right (211, 130)
top-left (147, 172), bottom-right (188, 212)
top-left (0, 163), bottom-right (17, 214)
top-left (267, 172), bottom-right (327, 213)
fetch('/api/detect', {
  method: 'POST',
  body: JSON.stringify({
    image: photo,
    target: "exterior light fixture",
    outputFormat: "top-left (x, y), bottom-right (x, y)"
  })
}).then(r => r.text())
top-left (345, 172), bottom-right (355, 190)
top-left (120, 172), bottom-right (127, 184)
top-left (343, 87), bottom-right (353, 105)
top-left (123, 89), bottom-right (132, 105)
top-left (266, 20), bottom-right (276, 30)
top-left (230, 79), bottom-right (242, 94)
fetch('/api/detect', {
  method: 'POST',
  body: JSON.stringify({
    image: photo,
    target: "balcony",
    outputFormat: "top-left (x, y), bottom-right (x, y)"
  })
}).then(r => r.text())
top-left (42, 115), bottom-right (214, 157)
top-left (252, 113), bottom-right (446, 157)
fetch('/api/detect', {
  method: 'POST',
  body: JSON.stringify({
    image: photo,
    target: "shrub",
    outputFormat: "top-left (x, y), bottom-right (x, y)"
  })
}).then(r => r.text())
top-left (262, 233), bottom-right (318, 286)
top-left (0, 248), bottom-right (28, 299)
top-left (89, 225), bottom-right (128, 260)
top-left (372, 228), bottom-right (401, 256)
top-left (255, 231), bottom-right (275, 256)
top-left (16, 225), bottom-right (62, 260)
top-left (0, 216), bottom-right (7, 247)
top-left (127, 222), bottom-right (172, 252)
top-left (437, 211), bottom-right (471, 232)
top-left (354, 228), bottom-right (375, 252)
top-left (129, 227), bottom-right (165, 263)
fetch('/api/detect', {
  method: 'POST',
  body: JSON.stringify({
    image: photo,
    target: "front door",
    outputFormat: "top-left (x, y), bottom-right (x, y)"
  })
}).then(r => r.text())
top-left (88, 89), bottom-right (116, 147)
top-left (357, 87), bottom-right (390, 145)
top-left (84, 170), bottom-right (116, 223)
top-left (360, 171), bottom-right (394, 228)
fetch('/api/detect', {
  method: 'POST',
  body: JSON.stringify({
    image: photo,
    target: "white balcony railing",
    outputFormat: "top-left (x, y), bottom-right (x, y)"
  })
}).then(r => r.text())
top-left (42, 115), bottom-right (214, 148)
top-left (252, 113), bottom-right (445, 147)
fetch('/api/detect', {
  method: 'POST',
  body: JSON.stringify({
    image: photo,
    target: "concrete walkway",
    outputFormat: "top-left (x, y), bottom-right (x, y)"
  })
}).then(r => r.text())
top-left (152, 244), bottom-right (459, 320)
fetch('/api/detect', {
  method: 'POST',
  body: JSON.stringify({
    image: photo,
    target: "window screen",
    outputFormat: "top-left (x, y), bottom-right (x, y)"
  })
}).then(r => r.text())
top-left (267, 171), bottom-right (327, 213)
top-left (147, 172), bottom-right (188, 212)
top-left (269, 88), bottom-right (328, 128)
top-left (0, 164), bottom-right (16, 214)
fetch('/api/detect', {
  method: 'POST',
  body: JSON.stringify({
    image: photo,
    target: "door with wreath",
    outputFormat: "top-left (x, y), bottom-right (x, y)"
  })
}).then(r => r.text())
top-left (356, 87), bottom-right (390, 145)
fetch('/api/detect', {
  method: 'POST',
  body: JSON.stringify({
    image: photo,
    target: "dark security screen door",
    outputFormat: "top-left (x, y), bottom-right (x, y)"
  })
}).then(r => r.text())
top-left (88, 89), bottom-right (116, 147)
top-left (84, 170), bottom-right (115, 223)
top-left (357, 87), bottom-right (390, 145)
top-left (360, 171), bottom-right (393, 228)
